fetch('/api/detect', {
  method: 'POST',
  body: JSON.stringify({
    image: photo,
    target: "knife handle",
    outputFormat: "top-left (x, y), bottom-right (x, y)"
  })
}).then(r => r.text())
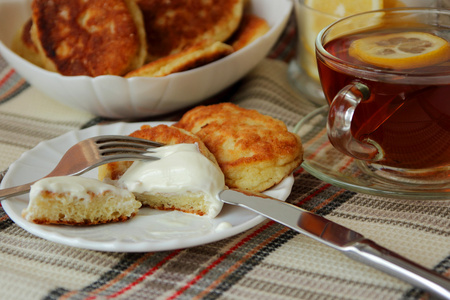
top-left (346, 239), bottom-right (450, 299)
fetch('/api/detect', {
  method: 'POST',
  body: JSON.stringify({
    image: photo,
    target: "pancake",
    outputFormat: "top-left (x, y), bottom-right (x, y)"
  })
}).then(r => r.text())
top-left (99, 124), bottom-right (219, 181)
top-left (11, 19), bottom-right (44, 68)
top-left (98, 125), bottom-right (225, 218)
top-left (30, 0), bottom-right (146, 76)
top-left (22, 176), bottom-right (141, 225)
top-left (136, 0), bottom-right (244, 62)
top-left (117, 143), bottom-right (225, 217)
top-left (228, 14), bottom-right (270, 51)
top-left (125, 40), bottom-right (233, 78)
top-left (175, 103), bottom-right (304, 192)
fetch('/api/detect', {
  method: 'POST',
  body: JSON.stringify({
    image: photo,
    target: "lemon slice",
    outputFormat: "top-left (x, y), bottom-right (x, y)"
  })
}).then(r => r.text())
top-left (349, 32), bottom-right (450, 69)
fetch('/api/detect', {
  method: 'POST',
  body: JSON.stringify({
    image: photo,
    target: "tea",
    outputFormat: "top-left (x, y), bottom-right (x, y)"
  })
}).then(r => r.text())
top-left (317, 27), bottom-right (450, 170)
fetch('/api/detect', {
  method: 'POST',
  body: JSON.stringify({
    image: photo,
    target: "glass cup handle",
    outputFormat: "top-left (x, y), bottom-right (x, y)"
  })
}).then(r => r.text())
top-left (327, 82), bottom-right (382, 161)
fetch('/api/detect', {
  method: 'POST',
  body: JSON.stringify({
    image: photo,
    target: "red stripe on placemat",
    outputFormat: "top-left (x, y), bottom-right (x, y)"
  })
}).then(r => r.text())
top-left (104, 250), bottom-right (181, 299)
top-left (268, 24), bottom-right (297, 62)
top-left (306, 140), bottom-right (329, 161)
top-left (78, 253), bottom-right (155, 300)
top-left (297, 183), bottom-right (332, 207)
top-left (0, 78), bottom-right (27, 102)
top-left (0, 69), bottom-right (15, 88)
top-left (76, 251), bottom-right (181, 300)
top-left (293, 167), bottom-right (304, 176)
top-left (166, 220), bottom-right (277, 300)
top-left (339, 157), bottom-right (355, 172)
top-left (310, 188), bottom-right (346, 213)
top-left (192, 224), bottom-right (290, 299)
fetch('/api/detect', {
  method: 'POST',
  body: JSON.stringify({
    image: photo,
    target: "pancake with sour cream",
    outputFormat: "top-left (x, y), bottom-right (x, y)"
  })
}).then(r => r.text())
top-left (22, 176), bottom-right (141, 225)
top-left (99, 124), bottom-right (225, 218)
top-left (118, 143), bottom-right (225, 218)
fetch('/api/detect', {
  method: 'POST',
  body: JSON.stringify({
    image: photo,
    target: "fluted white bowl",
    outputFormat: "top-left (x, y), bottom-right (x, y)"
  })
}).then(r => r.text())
top-left (0, 0), bottom-right (292, 118)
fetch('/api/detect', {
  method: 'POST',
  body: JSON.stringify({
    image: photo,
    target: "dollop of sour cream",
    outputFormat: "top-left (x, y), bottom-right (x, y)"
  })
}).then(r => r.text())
top-left (30, 176), bottom-right (132, 201)
top-left (118, 143), bottom-right (226, 218)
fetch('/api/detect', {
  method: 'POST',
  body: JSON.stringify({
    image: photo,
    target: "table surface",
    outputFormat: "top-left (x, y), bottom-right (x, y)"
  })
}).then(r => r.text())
top-left (1, 13), bottom-right (449, 300)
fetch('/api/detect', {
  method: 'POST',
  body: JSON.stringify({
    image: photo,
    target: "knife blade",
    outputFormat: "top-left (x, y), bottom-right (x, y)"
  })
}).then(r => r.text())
top-left (219, 189), bottom-right (450, 299)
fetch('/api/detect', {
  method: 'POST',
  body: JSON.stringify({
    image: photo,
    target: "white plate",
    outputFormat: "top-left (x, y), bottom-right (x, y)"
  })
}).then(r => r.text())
top-left (1, 122), bottom-right (294, 252)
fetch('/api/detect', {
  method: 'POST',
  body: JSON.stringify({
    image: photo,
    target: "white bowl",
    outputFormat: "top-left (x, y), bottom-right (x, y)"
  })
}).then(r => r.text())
top-left (0, 0), bottom-right (292, 119)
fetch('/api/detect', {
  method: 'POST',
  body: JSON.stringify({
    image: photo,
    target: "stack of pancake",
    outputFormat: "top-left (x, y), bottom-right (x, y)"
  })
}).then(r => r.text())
top-left (12, 0), bottom-right (270, 77)
top-left (101, 102), bottom-right (304, 207)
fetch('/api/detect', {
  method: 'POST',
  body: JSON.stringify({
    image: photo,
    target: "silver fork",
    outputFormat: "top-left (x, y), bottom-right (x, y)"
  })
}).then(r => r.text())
top-left (0, 135), bottom-right (163, 201)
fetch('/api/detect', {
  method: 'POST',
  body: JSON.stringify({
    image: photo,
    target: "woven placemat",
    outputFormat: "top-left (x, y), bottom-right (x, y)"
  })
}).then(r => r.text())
top-left (0, 15), bottom-right (449, 300)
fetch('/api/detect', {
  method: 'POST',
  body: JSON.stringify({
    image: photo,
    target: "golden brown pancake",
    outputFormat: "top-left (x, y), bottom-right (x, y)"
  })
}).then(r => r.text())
top-left (128, 124), bottom-right (218, 164)
top-left (228, 14), bottom-right (270, 51)
top-left (98, 124), bottom-right (219, 181)
top-left (11, 19), bottom-right (44, 68)
top-left (30, 0), bottom-right (146, 76)
top-left (175, 103), bottom-right (304, 192)
top-left (125, 40), bottom-right (233, 78)
top-left (136, 0), bottom-right (244, 62)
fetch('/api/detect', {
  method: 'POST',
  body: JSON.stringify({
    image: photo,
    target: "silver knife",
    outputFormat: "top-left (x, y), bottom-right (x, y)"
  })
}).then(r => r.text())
top-left (219, 189), bottom-right (450, 299)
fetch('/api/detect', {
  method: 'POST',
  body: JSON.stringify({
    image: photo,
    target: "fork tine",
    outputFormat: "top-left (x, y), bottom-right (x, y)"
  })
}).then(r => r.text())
top-left (94, 135), bottom-right (164, 148)
top-left (99, 152), bottom-right (159, 163)
top-left (99, 142), bottom-right (156, 152)
top-left (100, 147), bottom-right (154, 156)
top-left (87, 152), bottom-right (159, 172)
top-left (93, 135), bottom-right (163, 156)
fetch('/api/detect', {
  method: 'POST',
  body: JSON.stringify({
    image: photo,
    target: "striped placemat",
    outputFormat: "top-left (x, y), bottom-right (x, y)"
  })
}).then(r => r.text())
top-left (0, 14), bottom-right (449, 300)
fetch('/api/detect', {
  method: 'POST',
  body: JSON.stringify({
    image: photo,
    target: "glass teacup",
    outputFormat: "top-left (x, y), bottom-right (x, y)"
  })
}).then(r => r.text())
top-left (316, 8), bottom-right (450, 183)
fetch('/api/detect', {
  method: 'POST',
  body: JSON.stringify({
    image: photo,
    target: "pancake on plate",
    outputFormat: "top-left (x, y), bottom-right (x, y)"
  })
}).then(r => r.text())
top-left (125, 39), bottom-right (233, 77)
top-left (175, 103), bottom-right (304, 192)
top-left (30, 0), bottom-right (146, 76)
top-left (99, 124), bottom-right (218, 181)
top-left (99, 125), bottom-right (225, 218)
top-left (22, 176), bottom-right (141, 225)
top-left (136, 0), bottom-right (244, 62)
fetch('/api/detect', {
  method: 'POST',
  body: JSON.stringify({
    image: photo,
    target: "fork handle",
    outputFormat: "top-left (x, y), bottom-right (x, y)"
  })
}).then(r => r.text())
top-left (0, 183), bottom-right (32, 201)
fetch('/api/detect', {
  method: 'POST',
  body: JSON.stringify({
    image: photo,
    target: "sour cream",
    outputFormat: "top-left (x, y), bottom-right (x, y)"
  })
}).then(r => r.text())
top-left (118, 143), bottom-right (225, 218)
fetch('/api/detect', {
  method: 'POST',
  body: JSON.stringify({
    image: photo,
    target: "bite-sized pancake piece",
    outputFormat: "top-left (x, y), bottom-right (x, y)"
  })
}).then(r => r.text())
top-left (98, 124), bottom-right (219, 181)
top-left (22, 176), bottom-right (141, 225)
top-left (11, 19), bottom-right (44, 68)
top-left (125, 40), bottom-right (233, 78)
top-left (136, 0), bottom-right (243, 62)
top-left (30, 0), bottom-right (146, 76)
top-left (175, 103), bottom-right (304, 192)
top-left (227, 14), bottom-right (270, 51)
